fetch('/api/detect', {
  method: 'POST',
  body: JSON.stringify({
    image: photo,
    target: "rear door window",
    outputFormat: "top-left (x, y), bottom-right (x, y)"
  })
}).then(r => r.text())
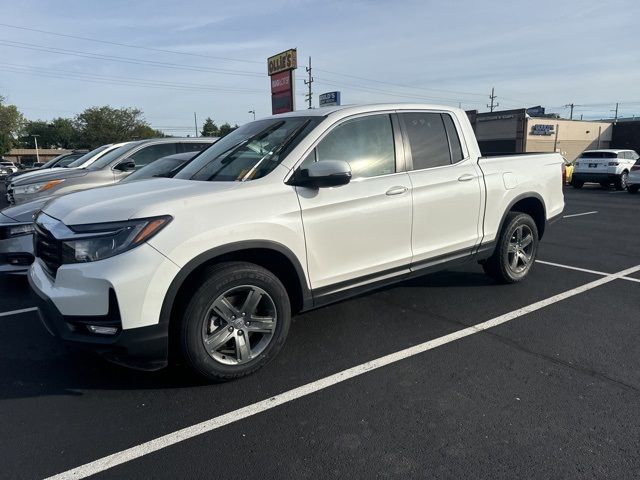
top-left (400, 112), bottom-right (451, 170)
top-left (128, 143), bottom-right (177, 169)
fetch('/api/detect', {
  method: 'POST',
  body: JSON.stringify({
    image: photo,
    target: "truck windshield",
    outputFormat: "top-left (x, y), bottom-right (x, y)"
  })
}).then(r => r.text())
top-left (176, 116), bottom-right (321, 182)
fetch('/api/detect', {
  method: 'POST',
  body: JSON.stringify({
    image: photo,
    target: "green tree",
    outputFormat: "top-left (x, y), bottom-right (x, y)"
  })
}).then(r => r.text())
top-left (200, 117), bottom-right (219, 137)
top-left (0, 95), bottom-right (25, 155)
top-left (74, 106), bottom-right (159, 148)
top-left (50, 117), bottom-right (79, 148)
top-left (218, 122), bottom-right (238, 138)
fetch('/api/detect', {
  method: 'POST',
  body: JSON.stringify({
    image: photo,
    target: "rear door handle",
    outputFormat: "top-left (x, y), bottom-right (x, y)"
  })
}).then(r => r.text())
top-left (458, 174), bottom-right (476, 182)
top-left (386, 186), bottom-right (409, 196)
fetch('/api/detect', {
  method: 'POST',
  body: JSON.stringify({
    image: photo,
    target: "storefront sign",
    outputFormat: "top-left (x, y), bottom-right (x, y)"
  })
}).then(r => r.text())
top-left (531, 124), bottom-right (555, 135)
top-left (267, 49), bottom-right (298, 75)
top-left (319, 91), bottom-right (341, 107)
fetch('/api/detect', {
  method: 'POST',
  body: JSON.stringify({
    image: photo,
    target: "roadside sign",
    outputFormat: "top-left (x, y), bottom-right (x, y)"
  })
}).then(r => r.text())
top-left (268, 49), bottom-right (298, 76)
top-left (319, 91), bottom-right (341, 107)
top-left (268, 49), bottom-right (297, 114)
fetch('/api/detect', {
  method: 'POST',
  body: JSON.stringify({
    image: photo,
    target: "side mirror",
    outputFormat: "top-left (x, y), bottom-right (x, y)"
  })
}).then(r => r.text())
top-left (114, 159), bottom-right (136, 172)
top-left (289, 160), bottom-right (352, 188)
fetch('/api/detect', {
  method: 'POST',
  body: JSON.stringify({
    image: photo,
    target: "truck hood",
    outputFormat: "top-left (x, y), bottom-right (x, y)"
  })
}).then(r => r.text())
top-left (1, 196), bottom-right (53, 222)
top-left (10, 167), bottom-right (88, 186)
top-left (42, 178), bottom-right (241, 225)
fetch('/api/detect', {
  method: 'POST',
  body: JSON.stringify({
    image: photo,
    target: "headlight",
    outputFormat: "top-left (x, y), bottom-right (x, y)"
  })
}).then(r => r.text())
top-left (12, 179), bottom-right (65, 196)
top-left (0, 223), bottom-right (35, 239)
top-left (60, 216), bottom-right (172, 263)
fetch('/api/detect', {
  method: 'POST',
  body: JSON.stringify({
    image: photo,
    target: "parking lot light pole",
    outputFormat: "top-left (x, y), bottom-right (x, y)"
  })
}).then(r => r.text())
top-left (32, 135), bottom-right (40, 163)
top-left (248, 110), bottom-right (255, 121)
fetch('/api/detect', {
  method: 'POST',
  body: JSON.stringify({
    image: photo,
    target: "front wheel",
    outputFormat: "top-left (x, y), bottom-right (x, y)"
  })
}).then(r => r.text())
top-left (179, 261), bottom-right (291, 382)
top-left (483, 212), bottom-right (539, 284)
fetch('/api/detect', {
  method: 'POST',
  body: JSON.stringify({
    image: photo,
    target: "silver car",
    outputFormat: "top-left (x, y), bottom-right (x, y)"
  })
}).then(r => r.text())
top-left (0, 148), bottom-right (209, 275)
top-left (7, 138), bottom-right (216, 205)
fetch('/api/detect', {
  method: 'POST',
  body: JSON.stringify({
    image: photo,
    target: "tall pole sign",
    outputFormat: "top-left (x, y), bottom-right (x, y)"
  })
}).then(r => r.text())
top-left (268, 49), bottom-right (297, 115)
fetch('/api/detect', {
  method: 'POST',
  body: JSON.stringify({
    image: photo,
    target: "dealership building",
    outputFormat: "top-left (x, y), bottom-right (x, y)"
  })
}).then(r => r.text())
top-left (466, 108), bottom-right (613, 161)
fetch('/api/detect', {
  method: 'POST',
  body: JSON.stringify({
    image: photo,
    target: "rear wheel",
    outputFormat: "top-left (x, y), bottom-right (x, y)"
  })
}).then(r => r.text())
top-left (179, 262), bottom-right (291, 382)
top-left (615, 171), bottom-right (629, 191)
top-left (572, 179), bottom-right (584, 189)
top-left (483, 212), bottom-right (539, 284)
top-left (628, 184), bottom-right (639, 194)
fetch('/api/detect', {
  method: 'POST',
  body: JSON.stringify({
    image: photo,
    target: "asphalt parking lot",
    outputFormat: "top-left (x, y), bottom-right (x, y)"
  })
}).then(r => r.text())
top-left (1, 185), bottom-right (639, 479)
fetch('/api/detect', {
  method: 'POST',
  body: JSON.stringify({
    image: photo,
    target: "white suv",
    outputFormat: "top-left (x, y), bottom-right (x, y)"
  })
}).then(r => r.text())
top-left (572, 149), bottom-right (639, 190)
top-left (29, 104), bottom-right (564, 381)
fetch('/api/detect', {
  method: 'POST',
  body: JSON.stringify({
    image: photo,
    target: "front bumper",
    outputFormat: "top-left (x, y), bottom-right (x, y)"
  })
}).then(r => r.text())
top-left (27, 243), bottom-right (181, 370)
top-left (30, 276), bottom-right (169, 370)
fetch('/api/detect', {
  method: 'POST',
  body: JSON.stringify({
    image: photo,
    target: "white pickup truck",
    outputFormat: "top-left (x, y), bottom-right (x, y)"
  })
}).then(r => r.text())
top-left (29, 104), bottom-right (564, 380)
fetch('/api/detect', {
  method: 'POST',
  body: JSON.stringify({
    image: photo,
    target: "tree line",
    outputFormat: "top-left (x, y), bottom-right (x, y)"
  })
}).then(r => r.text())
top-left (0, 96), bottom-right (238, 155)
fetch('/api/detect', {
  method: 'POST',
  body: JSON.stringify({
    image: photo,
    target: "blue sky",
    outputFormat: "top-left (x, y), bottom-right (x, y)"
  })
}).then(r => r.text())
top-left (0, 0), bottom-right (638, 135)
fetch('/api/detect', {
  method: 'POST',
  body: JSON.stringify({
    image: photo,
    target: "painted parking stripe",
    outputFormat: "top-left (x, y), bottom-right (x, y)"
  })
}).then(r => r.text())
top-left (45, 263), bottom-right (640, 480)
top-left (0, 307), bottom-right (38, 318)
top-left (536, 260), bottom-right (640, 284)
top-left (562, 211), bottom-right (598, 218)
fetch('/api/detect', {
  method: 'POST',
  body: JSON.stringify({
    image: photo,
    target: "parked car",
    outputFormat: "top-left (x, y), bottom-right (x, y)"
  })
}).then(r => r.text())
top-left (6, 144), bottom-right (124, 188)
top-left (572, 149), bottom-right (639, 190)
top-left (4, 151), bottom-right (89, 184)
top-left (561, 157), bottom-right (574, 185)
top-left (7, 138), bottom-right (215, 205)
top-left (0, 150), bottom-right (207, 275)
top-left (0, 161), bottom-right (19, 174)
top-left (0, 165), bottom-right (13, 180)
top-left (627, 158), bottom-right (640, 194)
top-left (29, 105), bottom-right (565, 380)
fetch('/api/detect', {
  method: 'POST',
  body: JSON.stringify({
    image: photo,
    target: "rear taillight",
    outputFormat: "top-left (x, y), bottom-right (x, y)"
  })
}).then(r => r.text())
top-left (608, 162), bottom-right (620, 166)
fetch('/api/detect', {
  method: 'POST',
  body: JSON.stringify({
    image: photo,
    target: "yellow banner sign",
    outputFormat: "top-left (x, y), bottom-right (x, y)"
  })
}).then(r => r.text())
top-left (268, 49), bottom-right (298, 76)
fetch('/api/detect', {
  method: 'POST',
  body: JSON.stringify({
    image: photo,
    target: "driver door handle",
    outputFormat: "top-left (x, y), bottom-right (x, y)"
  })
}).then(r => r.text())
top-left (458, 174), bottom-right (476, 182)
top-left (386, 186), bottom-right (409, 196)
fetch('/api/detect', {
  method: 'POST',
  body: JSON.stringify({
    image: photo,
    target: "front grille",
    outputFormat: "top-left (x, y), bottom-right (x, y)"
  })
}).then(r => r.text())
top-left (34, 223), bottom-right (62, 277)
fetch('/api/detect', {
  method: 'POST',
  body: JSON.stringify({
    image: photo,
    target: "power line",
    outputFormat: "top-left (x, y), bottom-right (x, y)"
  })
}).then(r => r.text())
top-left (0, 39), bottom-right (265, 78)
top-left (0, 22), bottom-right (264, 65)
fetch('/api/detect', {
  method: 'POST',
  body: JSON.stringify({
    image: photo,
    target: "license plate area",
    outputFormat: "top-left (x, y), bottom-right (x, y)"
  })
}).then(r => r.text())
top-left (588, 163), bottom-right (598, 168)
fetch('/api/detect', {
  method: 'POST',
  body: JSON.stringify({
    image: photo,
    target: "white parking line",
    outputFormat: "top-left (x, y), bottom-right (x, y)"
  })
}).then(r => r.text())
top-left (563, 211), bottom-right (598, 218)
top-left (0, 307), bottom-right (38, 318)
top-left (45, 263), bottom-right (640, 480)
top-left (536, 260), bottom-right (640, 284)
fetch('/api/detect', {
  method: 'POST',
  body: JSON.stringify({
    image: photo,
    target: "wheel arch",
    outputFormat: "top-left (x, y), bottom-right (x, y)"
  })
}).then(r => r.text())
top-left (498, 193), bottom-right (547, 239)
top-left (160, 241), bottom-right (312, 328)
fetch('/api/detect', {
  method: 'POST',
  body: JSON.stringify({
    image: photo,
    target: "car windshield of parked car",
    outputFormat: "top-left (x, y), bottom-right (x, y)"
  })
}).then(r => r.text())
top-left (123, 156), bottom-right (189, 182)
top-left (66, 145), bottom-right (112, 168)
top-left (177, 117), bottom-right (319, 182)
top-left (41, 154), bottom-right (67, 168)
top-left (580, 152), bottom-right (617, 158)
top-left (87, 143), bottom-right (140, 170)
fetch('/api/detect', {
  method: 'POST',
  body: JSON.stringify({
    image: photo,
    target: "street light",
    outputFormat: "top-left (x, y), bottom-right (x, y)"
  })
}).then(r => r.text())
top-left (248, 110), bottom-right (255, 121)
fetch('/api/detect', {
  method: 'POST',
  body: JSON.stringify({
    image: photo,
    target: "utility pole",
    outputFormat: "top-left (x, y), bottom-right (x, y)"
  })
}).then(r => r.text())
top-left (248, 110), bottom-right (255, 121)
top-left (564, 103), bottom-right (579, 120)
top-left (304, 56), bottom-right (313, 109)
top-left (32, 135), bottom-right (40, 163)
top-left (193, 112), bottom-right (198, 137)
top-left (487, 87), bottom-right (499, 112)
top-left (611, 102), bottom-right (619, 124)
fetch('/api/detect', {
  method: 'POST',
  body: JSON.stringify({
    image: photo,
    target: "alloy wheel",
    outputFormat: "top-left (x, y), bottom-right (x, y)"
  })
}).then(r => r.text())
top-left (201, 285), bottom-right (277, 366)
top-left (507, 225), bottom-right (534, 274)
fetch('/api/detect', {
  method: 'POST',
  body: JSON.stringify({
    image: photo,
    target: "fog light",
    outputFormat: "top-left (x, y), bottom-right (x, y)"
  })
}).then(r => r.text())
top-left (87, 325), bottom-right (118, 335)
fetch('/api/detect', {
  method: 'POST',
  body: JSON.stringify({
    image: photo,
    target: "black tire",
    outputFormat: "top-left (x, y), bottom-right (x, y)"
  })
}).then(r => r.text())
top-left (482, 212), bottom-right (539, 284)
top-left (615, 171), bottom-right (628, 191)
top-left (628, 184), bottom-right (639, 194)
top-left (179, 261), bottom-right (291, 382)
top-left (572, 180), bottom-right (584, 189)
